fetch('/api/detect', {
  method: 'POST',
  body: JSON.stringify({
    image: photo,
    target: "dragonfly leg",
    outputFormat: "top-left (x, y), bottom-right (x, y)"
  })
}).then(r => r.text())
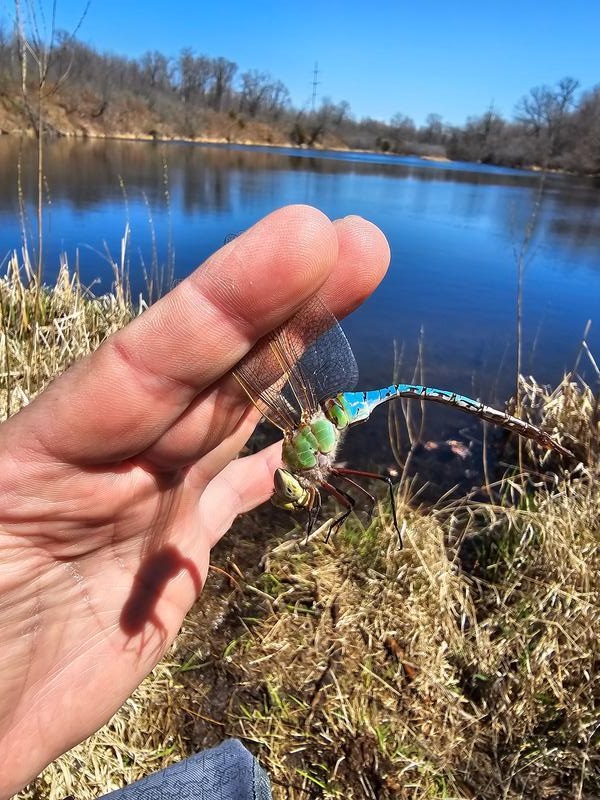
top-left (333, 467), bottom-right (402, 548)
top-left (305, 487), bottom-right (322, 543)
top-left (320, 480), bottom-right (355, 542)
top-left (331, 468), bottom-right (376, 524)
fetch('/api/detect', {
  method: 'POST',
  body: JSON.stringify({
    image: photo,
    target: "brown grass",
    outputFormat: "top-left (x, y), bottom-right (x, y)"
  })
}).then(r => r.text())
top-left (0, 248), bottom-right (134, 417)
top-left (218, 455), bottom-right (600, 798)
top-left (6, 260), bottom-right (599, 800)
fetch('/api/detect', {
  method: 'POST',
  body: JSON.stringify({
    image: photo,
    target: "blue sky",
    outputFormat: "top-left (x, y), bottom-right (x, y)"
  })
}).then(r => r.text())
top-left (2, 0), bottom-right (599, 126)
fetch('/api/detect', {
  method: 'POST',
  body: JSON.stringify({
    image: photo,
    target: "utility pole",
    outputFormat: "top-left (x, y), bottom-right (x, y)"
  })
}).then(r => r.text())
top-left (311, 61), bottom-right (320, 113)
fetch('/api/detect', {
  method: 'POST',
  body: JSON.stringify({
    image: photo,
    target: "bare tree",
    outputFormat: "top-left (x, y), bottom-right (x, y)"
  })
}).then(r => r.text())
top-left (515, 76), bottom-right (579, 161)
top-left (239, 69), bottom-right (271, 117)
top-left (177, 48), bottom-right (212, 105)
top-left (265, 79), bottom-right (290, 118)
top-left (390, 112), bottom-right (416, 152)
top-left (448, 106), bottom-right (506, 163)
top-left (289, 98), bottom-right (347, 146)
top-left (569, 84), bottom-right (600, 173)
top-left (208, 56), bottom-right (236, 112)
top-left (140, 51), bottom-right (172, 92)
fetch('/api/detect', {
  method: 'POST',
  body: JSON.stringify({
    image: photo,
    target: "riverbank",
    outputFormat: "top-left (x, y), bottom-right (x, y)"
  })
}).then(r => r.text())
top-left (0, 94), bottom-right (341, 149)
top-left (0, 122), bottom-right (448, 166)
top-left (5, 253), bottom-right (598, 800)
top-left (0, 91), bottom-right (449, 164)
top-left (0, 117), bottom-right (568, 178)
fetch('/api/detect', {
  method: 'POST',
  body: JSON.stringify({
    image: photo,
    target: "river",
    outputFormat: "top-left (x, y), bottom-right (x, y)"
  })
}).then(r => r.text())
top-left (1, 137), bottom-right (598, 482)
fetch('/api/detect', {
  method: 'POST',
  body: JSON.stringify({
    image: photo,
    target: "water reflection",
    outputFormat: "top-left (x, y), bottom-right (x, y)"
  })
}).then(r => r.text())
top-left (2, 136), bottom-right (599, 208)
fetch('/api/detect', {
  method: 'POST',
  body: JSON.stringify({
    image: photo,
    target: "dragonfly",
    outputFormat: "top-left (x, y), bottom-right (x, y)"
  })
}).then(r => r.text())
top-left (233, 296), bottom-right (572, 545)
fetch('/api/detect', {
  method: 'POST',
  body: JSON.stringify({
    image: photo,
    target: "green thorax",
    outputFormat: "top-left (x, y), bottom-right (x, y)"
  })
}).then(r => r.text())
top-left (281, 396), bottom-right (352, 473)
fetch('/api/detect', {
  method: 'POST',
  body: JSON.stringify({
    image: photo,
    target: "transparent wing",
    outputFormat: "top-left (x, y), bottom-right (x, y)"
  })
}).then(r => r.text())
top-left (232, 296), bottom-right (359, 431)
top-left (294, 304), bottom-right (359, 403)
top-left (233, 338), bottom-right (299, 432)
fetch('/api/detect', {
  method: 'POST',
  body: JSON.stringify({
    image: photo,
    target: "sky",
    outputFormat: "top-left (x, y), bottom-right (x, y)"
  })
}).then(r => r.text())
top-left (1, 0), bottom-right (599, 126)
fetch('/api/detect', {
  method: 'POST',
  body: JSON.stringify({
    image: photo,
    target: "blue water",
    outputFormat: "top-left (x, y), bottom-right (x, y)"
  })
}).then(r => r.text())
top-left (0, 137), bottom-right (598, 470)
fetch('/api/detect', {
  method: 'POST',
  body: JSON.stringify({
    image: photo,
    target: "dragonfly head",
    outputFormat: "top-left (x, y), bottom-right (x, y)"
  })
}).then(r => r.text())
top-left (272, 468), bottom-right (311, 511)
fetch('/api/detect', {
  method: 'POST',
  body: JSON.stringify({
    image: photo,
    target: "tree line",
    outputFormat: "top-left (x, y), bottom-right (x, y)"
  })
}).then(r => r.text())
top-left (1, 24), bottom-right (599, 175)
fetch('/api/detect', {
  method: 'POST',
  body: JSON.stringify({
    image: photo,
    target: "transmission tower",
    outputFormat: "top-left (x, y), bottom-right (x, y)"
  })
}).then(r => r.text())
top-left (311, 61), bottom-right (320, 112)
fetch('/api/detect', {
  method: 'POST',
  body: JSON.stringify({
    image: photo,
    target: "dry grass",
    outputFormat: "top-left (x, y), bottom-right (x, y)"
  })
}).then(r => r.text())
top-left (220, 462), bottom-right (600, 798)
top-left (0, 248), bottom-right (134, 418)
top-left (6, 261), bottom-right (599, 799)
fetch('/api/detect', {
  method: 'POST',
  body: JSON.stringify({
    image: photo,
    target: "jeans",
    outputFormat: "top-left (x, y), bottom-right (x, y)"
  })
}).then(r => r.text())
top-left (101, 739), bottom-right (272, 800)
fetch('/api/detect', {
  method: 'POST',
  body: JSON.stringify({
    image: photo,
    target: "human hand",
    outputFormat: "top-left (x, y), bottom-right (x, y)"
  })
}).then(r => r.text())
top-left (0, 205), bottom-right (390, 797)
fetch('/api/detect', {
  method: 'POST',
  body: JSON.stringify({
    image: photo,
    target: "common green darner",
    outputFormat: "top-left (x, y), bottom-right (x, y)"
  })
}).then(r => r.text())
top-left (233, 297), bottom-right (572, 545)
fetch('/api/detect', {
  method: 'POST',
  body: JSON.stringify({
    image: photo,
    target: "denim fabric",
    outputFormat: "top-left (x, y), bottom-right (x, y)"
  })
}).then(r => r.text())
top-left (101, 739), bottom-right (272, 800)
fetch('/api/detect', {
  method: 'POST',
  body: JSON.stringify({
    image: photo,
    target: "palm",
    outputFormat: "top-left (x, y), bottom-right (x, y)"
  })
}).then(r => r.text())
top-left (0, 205), bottom-right (390, 798)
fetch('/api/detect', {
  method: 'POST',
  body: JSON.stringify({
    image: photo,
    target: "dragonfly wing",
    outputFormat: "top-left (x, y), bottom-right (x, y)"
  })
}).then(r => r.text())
top-left (232, 296), bottom-right (358, 430)
top-left (265, 296), bottom-right (359, 409)
top-left (233, 341), bottom-right (300, 432)
top-left (292, 299), bottom-right (359, 403)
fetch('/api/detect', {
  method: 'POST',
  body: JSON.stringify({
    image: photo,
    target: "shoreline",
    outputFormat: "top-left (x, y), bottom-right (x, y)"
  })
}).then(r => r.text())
top-left (1, 127), bottom-right (569, 175)
top-left (0, 126), bottom-right (485, 171)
